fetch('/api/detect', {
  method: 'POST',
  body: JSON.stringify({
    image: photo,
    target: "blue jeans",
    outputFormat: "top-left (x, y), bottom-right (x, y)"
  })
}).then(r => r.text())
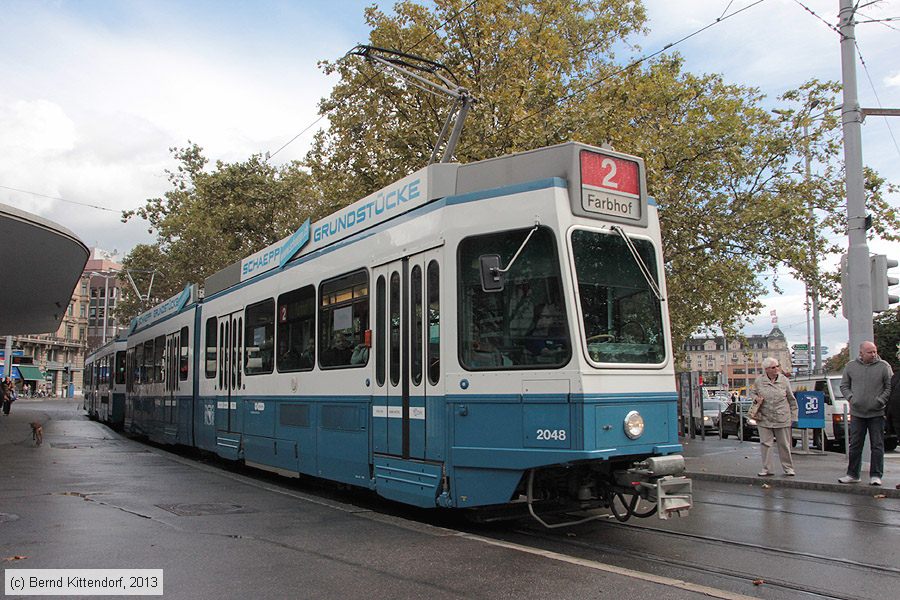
top-left (847, 415), bottom-right (885, 478)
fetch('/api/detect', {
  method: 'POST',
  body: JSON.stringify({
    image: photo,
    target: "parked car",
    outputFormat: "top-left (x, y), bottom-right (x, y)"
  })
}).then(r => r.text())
top-left (720, 400), bottom-right (817, 448)
top-left (695, 400), bottom-right (729, 434)
top-left (720, 401), bottom-right (757, 441)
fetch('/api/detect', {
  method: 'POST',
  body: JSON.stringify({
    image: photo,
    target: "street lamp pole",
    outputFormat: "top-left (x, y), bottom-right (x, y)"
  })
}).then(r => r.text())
top-left (802, 120), bottom-right (823, 374)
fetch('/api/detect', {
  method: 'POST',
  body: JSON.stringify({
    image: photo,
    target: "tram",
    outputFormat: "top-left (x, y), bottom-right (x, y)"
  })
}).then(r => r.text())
top-left (83, 338), bottom-right (127, 428)
top-left (116, 141), bottom-right (692, 525)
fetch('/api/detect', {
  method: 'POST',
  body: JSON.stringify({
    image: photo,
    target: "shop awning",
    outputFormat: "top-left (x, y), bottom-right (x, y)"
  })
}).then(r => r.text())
top-left (16, 365), bottom-right (45, 381)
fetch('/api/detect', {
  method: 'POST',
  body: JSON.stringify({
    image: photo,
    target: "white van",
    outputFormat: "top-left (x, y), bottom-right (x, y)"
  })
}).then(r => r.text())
top-left (791, 374), bottom-right (899, 452)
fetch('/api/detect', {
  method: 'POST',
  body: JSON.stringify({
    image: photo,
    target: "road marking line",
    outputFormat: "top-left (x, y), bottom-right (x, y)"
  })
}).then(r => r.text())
top-left (456, 532), bottom-right (758, 600)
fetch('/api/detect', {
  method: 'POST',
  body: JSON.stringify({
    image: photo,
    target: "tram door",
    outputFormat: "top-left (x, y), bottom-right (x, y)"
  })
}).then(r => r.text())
top-left (165, 330), bottom-right (181, 432)
top-left (373, 248), bottom-right (441, 460)
top-left (217, 311), bottom-right (243, 435)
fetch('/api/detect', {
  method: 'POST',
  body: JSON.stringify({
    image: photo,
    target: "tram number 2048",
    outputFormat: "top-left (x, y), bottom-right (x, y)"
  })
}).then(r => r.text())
top-left (536, 429), bottom-right (567, 441)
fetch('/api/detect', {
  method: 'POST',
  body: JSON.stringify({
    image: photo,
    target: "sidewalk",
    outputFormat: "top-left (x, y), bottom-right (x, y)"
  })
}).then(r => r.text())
top-left (681, 434), bottom-right (900, 498)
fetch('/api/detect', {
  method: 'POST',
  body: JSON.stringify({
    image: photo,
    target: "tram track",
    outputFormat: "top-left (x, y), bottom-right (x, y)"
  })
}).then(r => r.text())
top-left (107, 427), bottom-right (899, 600)
top-left (498, 522), bottom-right (893, 600)
top-left (688, 497), bottom-right (900, 529)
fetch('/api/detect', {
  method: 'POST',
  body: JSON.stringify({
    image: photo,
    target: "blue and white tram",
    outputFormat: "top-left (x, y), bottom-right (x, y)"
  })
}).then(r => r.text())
top-left (121, 142), bottom-right (692, 523)
top-left (83, 338), bottom-right (127, 428)
top-left (124, 285), bottom-right (199, 446)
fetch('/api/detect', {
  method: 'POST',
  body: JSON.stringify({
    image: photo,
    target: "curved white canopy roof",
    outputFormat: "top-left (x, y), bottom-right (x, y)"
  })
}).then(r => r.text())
top-left (0, 203), bottom-right (89, 335)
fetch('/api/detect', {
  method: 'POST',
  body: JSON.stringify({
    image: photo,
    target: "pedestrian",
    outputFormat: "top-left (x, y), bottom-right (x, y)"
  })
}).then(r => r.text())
top-left (1, 377), bottom-right (13, 415)
top-left (838, 341), bottom-right (892, 486)
top-left (751, 357), bottom-right (799, 477)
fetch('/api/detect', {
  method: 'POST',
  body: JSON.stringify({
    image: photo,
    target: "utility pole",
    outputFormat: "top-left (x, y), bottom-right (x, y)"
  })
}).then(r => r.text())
top-left (839, 0), bottom-right (873, 353)
top-left (802, 120), bottom-right (823, 374)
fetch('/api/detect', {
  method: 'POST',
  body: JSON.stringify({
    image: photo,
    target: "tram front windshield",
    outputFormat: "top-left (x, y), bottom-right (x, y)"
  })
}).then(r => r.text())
top-left (571, 229), bottom-right (666, 365)
top-left (458, 226), bottom-right (571, 370)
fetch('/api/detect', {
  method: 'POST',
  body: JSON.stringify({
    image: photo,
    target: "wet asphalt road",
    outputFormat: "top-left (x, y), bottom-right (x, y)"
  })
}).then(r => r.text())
top-left (2, 399), bottom-right (898, 599)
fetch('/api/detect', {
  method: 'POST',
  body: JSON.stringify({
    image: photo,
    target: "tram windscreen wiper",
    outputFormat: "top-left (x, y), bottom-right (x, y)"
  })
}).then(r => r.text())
top-left (609, 225), bottom-right (664, 302)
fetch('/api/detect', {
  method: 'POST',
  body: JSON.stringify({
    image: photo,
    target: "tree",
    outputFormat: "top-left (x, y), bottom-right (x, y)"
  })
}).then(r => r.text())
top-left (120, 1), bottom-right (900, 350)
top-left (824, 346), bottom-right (850, 374)
top-left (305, 0), bottom-right (647, 203)
top-left (117, 144), bottom-right (315, 322)
top-left (303, 1), bottom-right (898, 347)
top-left (874, 307), bottom-right (900, 371)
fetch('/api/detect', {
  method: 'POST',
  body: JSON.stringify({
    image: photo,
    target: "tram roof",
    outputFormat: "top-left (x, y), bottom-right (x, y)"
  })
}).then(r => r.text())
top-left (160, 142), bottom-right (647, 302)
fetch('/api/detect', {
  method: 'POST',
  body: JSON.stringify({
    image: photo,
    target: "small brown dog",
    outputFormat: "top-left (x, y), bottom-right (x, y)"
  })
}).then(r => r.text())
top-left (30, 422), bottom-right (43, 446)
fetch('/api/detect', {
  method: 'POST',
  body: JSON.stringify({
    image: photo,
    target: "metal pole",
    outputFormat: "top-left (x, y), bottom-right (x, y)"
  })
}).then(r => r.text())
top-left (3, 335), bottom-right (11, 379)
top-left (839, 0), bottom-right (874, 351)
top-left (102, 275), bottom-right (110, 345)
top-left (801, 120), bottom-right (824, 375)
top-left (722, 334), bottom-right (728, 390)
top-left (805, 289), bottom-right (812, 375)
top-left (812, 293), bottom-right (823, 373)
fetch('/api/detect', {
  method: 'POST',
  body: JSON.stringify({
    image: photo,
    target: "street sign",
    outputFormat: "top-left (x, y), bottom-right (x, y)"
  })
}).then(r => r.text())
top-left (795, 391), bottom-right (825, 429)
top-left (792, 344), bottom-right (808, 350)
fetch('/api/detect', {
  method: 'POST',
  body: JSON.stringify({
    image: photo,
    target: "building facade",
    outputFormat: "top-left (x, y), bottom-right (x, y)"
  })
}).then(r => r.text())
top-left (681, 327), bottom-right (792, 392)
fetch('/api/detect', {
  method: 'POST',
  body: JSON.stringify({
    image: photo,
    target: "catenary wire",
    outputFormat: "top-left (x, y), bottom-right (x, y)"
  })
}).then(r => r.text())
top-left (0, 184), bottom-right (122, 213)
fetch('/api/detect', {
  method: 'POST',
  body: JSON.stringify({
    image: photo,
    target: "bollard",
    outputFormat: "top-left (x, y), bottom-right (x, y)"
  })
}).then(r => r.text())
top-left (843, 404), bottom-right (850, 458)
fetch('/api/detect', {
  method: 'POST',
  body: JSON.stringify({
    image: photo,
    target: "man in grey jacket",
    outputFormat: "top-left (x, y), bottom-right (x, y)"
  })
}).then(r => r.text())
top-left (839, 341), bottom-right (893, 486)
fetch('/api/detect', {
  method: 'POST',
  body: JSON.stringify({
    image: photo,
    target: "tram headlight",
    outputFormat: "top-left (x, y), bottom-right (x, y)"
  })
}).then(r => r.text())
top-left (624, 410), bottom-right (644, 439)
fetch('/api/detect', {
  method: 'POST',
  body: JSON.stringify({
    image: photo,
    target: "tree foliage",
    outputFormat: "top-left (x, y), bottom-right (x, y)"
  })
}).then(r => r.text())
top-left (874, 307), bottom-right (900, 371)
top-left (120, 0), bottom-right (900, 349)
top-left (117, 143), bottom-right (313, 319)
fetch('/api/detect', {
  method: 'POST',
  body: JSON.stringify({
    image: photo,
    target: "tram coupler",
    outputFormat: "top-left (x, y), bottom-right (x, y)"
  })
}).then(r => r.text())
top-left (616, 455), bottom-right (692, 519)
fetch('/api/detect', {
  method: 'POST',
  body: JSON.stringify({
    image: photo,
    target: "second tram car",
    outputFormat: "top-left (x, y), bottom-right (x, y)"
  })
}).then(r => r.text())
top-left (113, 142), bottom-right (692, 524)
top-left (83, 339), bottom-right (127, 428)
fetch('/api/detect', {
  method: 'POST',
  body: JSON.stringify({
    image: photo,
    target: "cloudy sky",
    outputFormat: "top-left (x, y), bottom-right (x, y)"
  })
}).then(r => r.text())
top-left (2, 0), bottom-right (899, 358)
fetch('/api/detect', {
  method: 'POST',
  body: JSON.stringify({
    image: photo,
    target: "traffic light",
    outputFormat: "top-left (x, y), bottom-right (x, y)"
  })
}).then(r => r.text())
top-left (870, 254), bottom-right (899, 313)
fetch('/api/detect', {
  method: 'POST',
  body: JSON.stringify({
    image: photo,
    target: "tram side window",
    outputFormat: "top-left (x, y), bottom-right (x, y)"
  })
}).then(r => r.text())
top-left (179, 326), bottom-right (189, 381)
top-left (125, 349), bottom-right (133, 392)
top-left (319, 270), bottom-right (369, 369)
top-left (457, 226), bottom-right (570, 370)
top-left (154, 335), bottom-right (165, 382)
top-left (141, 341), bottom-right (150, 384)
top-left (205, 318), bottom-right (217, 379)
top-left (427, 260), bottom-right (440, 384)
top-left (375, 276), bottom-right (386, 386)
top-left (135, 343), bottom-right (145, 385)
top-left (277, 285), bottom-right (315, 372)
top-left (115, 351), bottom-right (126, 385)
top-left (245, 299), bottom-right (275, 375)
